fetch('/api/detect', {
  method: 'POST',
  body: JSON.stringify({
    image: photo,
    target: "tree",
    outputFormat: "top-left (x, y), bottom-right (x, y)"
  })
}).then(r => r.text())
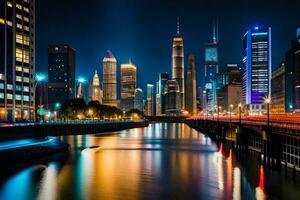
top-left (125, 109), bottom-right (144, 119)
top-left (61, 98), bottom-right (86, 120)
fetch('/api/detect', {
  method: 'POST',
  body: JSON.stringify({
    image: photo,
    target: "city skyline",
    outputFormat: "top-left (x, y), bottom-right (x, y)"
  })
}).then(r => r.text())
top-left (36, 0), bottom-right (300, 94)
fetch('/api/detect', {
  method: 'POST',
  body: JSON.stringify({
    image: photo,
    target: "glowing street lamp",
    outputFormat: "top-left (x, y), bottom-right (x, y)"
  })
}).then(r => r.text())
top-left (34, 73), bottom-right (47, 121)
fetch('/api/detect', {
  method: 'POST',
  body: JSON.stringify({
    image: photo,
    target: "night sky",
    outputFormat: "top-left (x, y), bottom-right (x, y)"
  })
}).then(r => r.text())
top-left (36, 0), bottom-right (300, 94)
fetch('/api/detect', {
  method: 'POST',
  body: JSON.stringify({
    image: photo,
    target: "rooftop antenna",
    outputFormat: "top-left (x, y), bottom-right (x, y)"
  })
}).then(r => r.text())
top-left (177, 16), bottom-right (180, 35)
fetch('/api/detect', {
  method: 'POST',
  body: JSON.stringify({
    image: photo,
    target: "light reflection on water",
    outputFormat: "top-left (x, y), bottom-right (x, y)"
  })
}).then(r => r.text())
top-left (0, 123), bottom-right (299, 200)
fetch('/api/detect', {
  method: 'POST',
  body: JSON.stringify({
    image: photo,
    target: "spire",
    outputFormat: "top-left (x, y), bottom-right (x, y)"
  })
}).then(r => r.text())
top-left (95, 70), bottom-right (97, 75)
top-left (129, 58), bottom-right (132, 64)
top-left (213, 20), bottom-right (219, 44)
top-left (177, 16), bottom-right (180, 35)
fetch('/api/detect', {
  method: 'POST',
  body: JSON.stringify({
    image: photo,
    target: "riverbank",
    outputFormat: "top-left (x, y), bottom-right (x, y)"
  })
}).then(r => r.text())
top-left (0, 120), bottom-right (149, 141)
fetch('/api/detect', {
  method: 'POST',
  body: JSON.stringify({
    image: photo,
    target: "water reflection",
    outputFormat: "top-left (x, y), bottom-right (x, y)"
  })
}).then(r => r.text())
top-left (0, 123), bottom-right (299, 200)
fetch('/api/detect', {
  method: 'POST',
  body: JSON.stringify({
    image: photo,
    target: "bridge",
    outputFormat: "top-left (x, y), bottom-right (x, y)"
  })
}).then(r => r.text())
top-left (185, 115), bottom-right (300, 173)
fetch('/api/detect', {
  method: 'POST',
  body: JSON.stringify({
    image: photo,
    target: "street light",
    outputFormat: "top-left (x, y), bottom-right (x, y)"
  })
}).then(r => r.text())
top-left (264, 97), bottom-right (271, 129)
top-left (34, 73), bottom-right (47, 121)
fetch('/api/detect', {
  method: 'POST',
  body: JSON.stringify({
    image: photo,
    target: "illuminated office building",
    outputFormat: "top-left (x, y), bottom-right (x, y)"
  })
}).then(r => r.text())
top-left (271, 63), bottom-right (285, 114)
top-left (185, 54), bottom-right (197, 115)
top-left (156, 72), bottom-right (169, 115)
top-left (0, 0), bottom-right (35, 121)
top-left (146, 84), bottom-right (154, 116)
top-left (48, 45), bottom-right (76, 107)
top-left (204, 22), bottom-right (219, 112)
top-left (77, 82), bottom-right (83, 98)
top-left (102, 50), bottom-right (117, 107)
top-left (134, 88), bottom-right (143, 112)
top-left (285, 28), bottom-right (300, 112)
top-left (172, 18), bottom-right (184, 109)
top-left (242, 26), bottom-right (272, 113)
top-left (165, 80), bottom-right (182, 115)
top-left (89, 70), bottom-right (102, 103)
top-left (120, 60), bottom-right (136, 111)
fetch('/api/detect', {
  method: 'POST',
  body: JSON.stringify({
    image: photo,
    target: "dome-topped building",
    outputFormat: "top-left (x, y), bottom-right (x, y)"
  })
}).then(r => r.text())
top-left (89, 70), bottom-right (102, 103)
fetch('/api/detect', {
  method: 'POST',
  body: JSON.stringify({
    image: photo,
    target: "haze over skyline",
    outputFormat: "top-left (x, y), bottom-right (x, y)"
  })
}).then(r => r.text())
top-left (36, 0), bottom-right (300, 92)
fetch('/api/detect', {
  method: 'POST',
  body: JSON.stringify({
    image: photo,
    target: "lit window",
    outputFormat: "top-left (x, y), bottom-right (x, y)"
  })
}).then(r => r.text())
top-left (16, 85), bottom-right (22, 91)
top-left (16, 4), bottom-right (22, 10)
top-left (0, 83), bottom-right (4, 89)
top-left (23, 86), bottom-right (29, 92)
top-left (7, 84), bottom-right (13, 90)
top-left (23, 7), bottom-right (29, 13)
top-left (0, 74), bottom-right (4, 80)
top-left (16, 14), bottom-right (22, 20)
top-left (16, 94), bottom-right (21, 101)
top-left (16, 66), bottom-right (22, 72)
top-left (16, 23), bottom-right (22, 29)
top-left (23, 68), bottom-right (29, 73)
top-left (23, 95), bottom-right (29, 101)
top-left (0, 18), bottom-right (5, 25)
top-left (0, 93), bottom-right (4, 99)
top-left (7, 2), bottom-right (13, 7)
top-left (6, 20), bottom-right (12, 26)
top-left (7, 94), bottom-right (13, 100)
top-left (16, 76), bottom-right (22, 82)
top-left (24, 17), bottom-right (29, 22)
top-left (23, 77), bottom-right (29, 83)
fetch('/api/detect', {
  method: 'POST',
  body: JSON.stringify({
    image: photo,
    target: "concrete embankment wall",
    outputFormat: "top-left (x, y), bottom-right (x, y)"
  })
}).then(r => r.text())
top-left (0, 120), bottom-right (149, 142)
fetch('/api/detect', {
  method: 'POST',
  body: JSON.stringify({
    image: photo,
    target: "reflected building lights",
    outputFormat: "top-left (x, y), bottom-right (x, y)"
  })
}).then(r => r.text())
top-left (233, 167), bottom-right (241, 200)
top-left (37, 163), bottom-right (59, 200)
top-left (255, 165), bottom-right (267, 200)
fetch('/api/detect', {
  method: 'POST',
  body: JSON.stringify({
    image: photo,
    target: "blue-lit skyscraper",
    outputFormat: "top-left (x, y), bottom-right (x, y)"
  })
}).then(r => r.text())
top-left (156, 72), bottom-right (169, 115)
top-left (242, 26), bottom-right (272, 113)
top-left (204, 22), bottom-right (219, 112)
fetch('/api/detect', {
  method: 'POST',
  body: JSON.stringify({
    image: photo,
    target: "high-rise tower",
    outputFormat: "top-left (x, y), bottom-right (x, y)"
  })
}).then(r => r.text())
top-left (204, 21), bottom-right (219, 112)
top-left (242, 26), bottom-right (272, 113)
top-left (0, 0), bottom-right (35, 121)
top-left (89, 70), bottom-right (102, 103)
top-left (102, 50), bottom-right (117, 107)
top-left (185, 54), bottom-right (197, 115)
top-left (120, 59), bottom-right (137, 111)
top-left (172, 17), bottom-right (184, 110)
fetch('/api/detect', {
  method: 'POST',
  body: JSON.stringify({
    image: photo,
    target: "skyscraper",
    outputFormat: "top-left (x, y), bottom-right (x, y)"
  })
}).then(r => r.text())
top-left (204, 22), bottom-right (219, 112)
top-left (134, 88), bottom-right (144, 112)
top-left (156, 72), bottom-right (169, 115)
top-left (0, 0), bottom-right (35, 121)
top-left (165, 80), bottom-right (182, 115)
top-left (285, 28), bottom-right (300, 112)
top-left (48, 45), bottom-right (76, 107)
top-left (242, 26), bottom-right (272, 113)
top-left (102, 50), bottom-right (117, 107)
top-left (77, 82), bottom-right (83, 98)
top-left (146, 84), bottom-right (154, 116)
top-left (172, 18), bottom-right (184, 109)
top-left (89, 70), bottom-right (102, 103)
top-left (185, 54), bottom-right (197, 115)
top-left (120, 60), bottom-right (136, 111)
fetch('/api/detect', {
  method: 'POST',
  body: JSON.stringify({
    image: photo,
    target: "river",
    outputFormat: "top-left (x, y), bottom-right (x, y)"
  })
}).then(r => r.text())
top-left (0, 123), bottom-right (299, 200)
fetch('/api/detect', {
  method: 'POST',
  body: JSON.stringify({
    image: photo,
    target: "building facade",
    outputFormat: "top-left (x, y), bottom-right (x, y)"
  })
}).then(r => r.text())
top-left (156, 72), bottom-right (168, 115)
top-left (120, 60), bottom-right (136, 111)
top-left (146, 84), bottom-right (154, 116)
top-left (89, 70), bottom-right (102, 103)
top-left (134, 88), bottom-right (143, 112)
top-left (165, 80), bottom-right (182, 115)
top-left (102, 50), bottom-right (117, 107)
top-left (185, 54), bottom-right (197, 115)
top-left (204, 22), bottom-right (219, 112)
top-left (242, 26), bottom-right (272, 113)
top-left (48, 45), bottom-right (75, 108)
top-left (285, 29), bottom-right (300, 112)
top-left (0, 0), bottom-right (35, 121)
top-left (172, 18), bottom-right (184, 109)
top-left (271, 63), bottom-right (285, 114)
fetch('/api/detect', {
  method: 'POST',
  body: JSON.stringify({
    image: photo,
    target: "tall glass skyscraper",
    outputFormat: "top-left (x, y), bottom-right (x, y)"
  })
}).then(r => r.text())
top-left (48, 45), bottom-right (76, 107)
top-left (120, 60), bottom-right (136, 111)
top-left (172, 18), bottom-right (184, 109)
top-left (146, 84), bottom-right (154, 116)
top-left (102, 50), bottom-right (117, 107)
top-left (185, 54), bottom-right (197, 115)
top-left (0, 0), bottom-right (35, 121)
top-left (156, 72), bottom-right (168, 115)
top-left (134, 88), bottom-right (143, 112)
top-left (242, 26), bottom-right (272, 113)
top-left (204, 22), bottom-right (219, 112)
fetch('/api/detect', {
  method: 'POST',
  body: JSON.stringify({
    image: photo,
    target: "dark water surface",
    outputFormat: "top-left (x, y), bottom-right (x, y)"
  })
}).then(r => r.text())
top-left (0, 123), bottom-right (299, 200)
